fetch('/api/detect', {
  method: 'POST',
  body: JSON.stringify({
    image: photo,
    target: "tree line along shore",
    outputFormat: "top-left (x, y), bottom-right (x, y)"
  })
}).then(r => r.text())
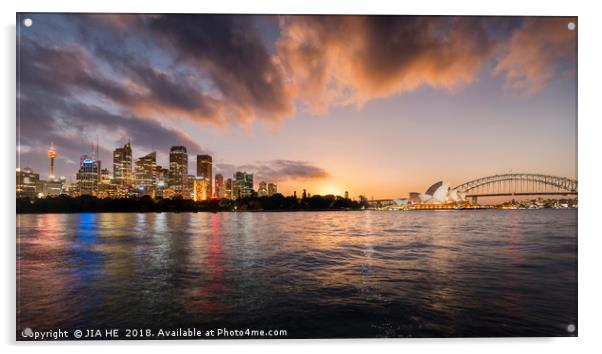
top-left (16, 194), bottom-right (368, 213)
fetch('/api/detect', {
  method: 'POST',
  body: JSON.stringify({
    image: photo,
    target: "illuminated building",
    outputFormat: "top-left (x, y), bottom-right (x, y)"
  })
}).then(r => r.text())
top-left (169, 146), bottom-right (188, 196)
top-left (185, 175), bottom-right (196, 199)
top-left (409, 192), bottom-right (421, 204)
top-left (268, 183), bottom-right (277, 197)
top-left (258, 181), bottom-right (268, 197)
top-left (100, 168), bottom-right (111, 184)
top-left (43, 178), bottom-right (64, 197)
top-left (224, 178), bottom-right (233, 199)
top-left (231, 178), bottom-right (239, 200)
top-left (214, 173), bottom-right (224, 198)
top-left (196, 154), bottom-right (212, 199)
top-left (154, 165), bottom-right (169, 198)
top-left (16, 167), bottom-right (39, 199)
top-left (193, 177), bottom-right (209, 201)
top-left (234, 171), bottom-right (254, 198)
top-left (113, 142), bottom-right (133, 186)
top-left (415, 181), bottom-right (466, 204)
top-left (135, 152), bottom-right (157, 196)
top-left (47, 142), bottom-right (56, 179)
top-left (76, 155), bottom-right (101, 196)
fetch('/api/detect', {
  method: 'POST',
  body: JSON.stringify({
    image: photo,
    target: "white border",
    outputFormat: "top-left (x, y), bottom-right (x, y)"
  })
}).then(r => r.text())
top-left (2, 1), bottom-right (601, 353)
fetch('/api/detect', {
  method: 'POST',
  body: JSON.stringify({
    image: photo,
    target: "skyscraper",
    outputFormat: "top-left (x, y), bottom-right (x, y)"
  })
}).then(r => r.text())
top-left (135, 152), bottom-right (157, 195)
top-left (47, 142), bottom-right (56, 179)
top-left (169, 146), bottom-right (188, 196)
top-left (16, 167), bottom-right (39, 199)
top-left (234, 171), bottom-right (254, 198)
top-left (224, 178), bottom-right (233, 199)
top-left (214, 173), bottom-right (224, 198)
top-left (77, 154), bottom-right (101, 196)
top-left (113, 142), bottom-right (133, 186)
top-left (196, 154), bottom-right (212, 199)
top-left (193, 177), bottom-right (208, 201)
top-left (258, 181), bottom-right (268, 197)
top-left (268, 183), bottom-right (277, 197)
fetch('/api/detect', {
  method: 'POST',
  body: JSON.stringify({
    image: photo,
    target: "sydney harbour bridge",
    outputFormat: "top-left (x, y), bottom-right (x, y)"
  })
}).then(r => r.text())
top-left (372, 173), bottom-right (578, 207)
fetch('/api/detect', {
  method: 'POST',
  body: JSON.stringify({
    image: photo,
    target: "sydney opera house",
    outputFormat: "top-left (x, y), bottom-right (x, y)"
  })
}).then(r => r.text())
top-left (403, 181), bottom-right (472, 209)
top-left (410, 181), bottom-right (467, 204)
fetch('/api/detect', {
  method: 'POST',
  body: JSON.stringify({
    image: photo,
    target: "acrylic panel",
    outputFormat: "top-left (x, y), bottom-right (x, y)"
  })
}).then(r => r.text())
top-left (16, 13), bottom-right (577, 340)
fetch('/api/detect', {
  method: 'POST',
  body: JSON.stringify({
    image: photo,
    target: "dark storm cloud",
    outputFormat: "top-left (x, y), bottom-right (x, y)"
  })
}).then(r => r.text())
top-left (216, 160), bottom-right (329, 182)
top-left (145, 14), bottom-right (294, 123)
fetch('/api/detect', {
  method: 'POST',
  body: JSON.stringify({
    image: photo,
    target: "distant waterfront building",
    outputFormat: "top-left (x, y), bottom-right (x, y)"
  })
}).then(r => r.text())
top-left (234, 171), bottom-right (254, 198)
top-left (113, 142), bottom-right (133, 186)
top-left (16, 167), bottom-right (39, 199)
top-left (155, 165), bottom-right (169, 198)
top-left (185, 175), bottom-right (196, 199)
top-left (409, 192), bottom-right (421, 204)
top-left (76, 155), bottom-right (101, 196)
top-left (414, 181), bottom-right (466, 205)
top-left (135, 152), bottom-right (157, 196)
top-left (344, 191), bottom-right (349, 199)
top-left (214, 173), bottom-right (224, 198)
top-left (193, 177), bottom-right (209, 201)
top-left (224, 178), bottom-right (233, 199)
top-left (169, 146), bottom-right (188, 196)
top-left (196, 154), bottom-right (212, 199)
top-left (268, 183), bottom-right (277, 197)
top-left (47, 142), bottom-right (57, 179)
top-left (100, 168), bottom-right (111, 184)
top-left (258, 181), bottom-right (268, 197)
top-left (231, 177), bottom-right (240, 200)
top-left (43, 178), bottom-right (64, 197)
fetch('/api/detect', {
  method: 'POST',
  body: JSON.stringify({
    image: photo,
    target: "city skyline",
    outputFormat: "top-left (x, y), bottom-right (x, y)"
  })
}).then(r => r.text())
top-left (17, 14), bottom-right (577, 199)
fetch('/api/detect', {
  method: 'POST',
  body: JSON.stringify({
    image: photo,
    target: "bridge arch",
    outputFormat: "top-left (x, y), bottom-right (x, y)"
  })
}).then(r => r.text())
top-left (453, 173), bottom-right (577, 197)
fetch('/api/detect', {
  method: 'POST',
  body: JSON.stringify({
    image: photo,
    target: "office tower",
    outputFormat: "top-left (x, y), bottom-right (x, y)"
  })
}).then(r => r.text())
top-left (302, 189), bottom-right (307, 199)
top-left (169, 146), bottom-right (188, 196)
top-left (193, 177), bottom-right (209, 202)
top-left (77, 154), bottom-right (101, 196)
top-left (196, 154), bottom-right (212, 199)
top-left (185, 175), bottom-right (196, 199)
top-left (258, 181), bottom-right (268, 197)
top-left (113, 142), bottom-right (133, 186)
top-left (235, 171), bottom-right (254, 198)
top-left (135, 152), bottom-right (157, 191)
top-left (214, 173), bottom-right (224, 198)
top-left (231, 177), bottom-right (240, 200)
top-left (16, 167), bottom-right (40, 199)
top-left (43, 179), bottom-right (63, 197)
top-left (47, 142), bottom-right (56, 179)
top-left (268, 183), bottom-right (277, 197)
top-left (224, 178), bottom-right (233, 200)
top-left (344, 191), bottom-right (349, 199)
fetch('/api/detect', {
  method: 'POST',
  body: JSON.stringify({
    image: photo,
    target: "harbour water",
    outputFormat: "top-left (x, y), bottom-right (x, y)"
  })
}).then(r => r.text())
top-left (17, 210), bottom-right (577, 338)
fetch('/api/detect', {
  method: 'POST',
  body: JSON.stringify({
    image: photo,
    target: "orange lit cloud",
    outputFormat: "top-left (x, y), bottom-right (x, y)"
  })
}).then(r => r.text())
top-left (494, 18), bottom-right (577, 95)
top-left (277, 16), bottom-right (495, 112)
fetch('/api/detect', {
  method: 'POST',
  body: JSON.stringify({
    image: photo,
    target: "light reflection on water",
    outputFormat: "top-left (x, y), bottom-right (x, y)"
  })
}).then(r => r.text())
top-left (17, 210), bottom-right (577, 337)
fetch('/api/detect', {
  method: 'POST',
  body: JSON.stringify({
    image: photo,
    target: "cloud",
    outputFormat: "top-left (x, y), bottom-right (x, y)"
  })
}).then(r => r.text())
top-left (277, 16), bottom-right (496, 112)
top-left (494, 17), bottom-right (577, 95)
top-left (17, 36), bottom-right (206, 173)
top-left (17, 15), bottom-right (577, 178)
top-left (216, 160), bottom-right (329, 182)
